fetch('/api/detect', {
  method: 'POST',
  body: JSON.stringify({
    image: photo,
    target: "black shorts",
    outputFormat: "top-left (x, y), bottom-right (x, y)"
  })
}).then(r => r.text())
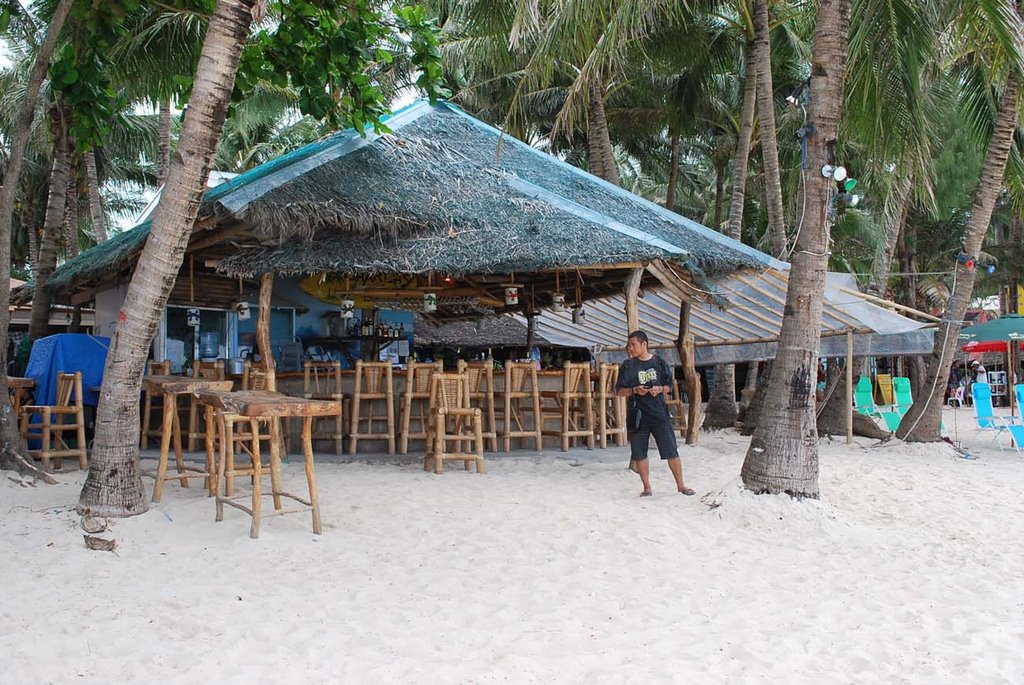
top-left (629, 418), bottom-right (679, 461)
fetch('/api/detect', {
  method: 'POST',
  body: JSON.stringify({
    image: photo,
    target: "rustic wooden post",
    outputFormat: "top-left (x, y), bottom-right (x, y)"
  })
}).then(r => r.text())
top-left (624, 267), bottom-right (642, 333)
top-left (846, 330), bottom-right (853, 444)
top-left (524, 307), bottom-right (540, 356)
top-left (1008, 338), bottom-right (1016, 417)
top-left (256, 273), bottom-right (276, 391)
top-left (677, 300), bottom-right (701, 445)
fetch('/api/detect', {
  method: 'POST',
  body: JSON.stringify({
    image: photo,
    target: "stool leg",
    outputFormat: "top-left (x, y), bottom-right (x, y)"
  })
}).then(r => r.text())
top-left (153, 397), bottom-right (174, 502)
top-left (41, 414), bottom-right (51, 472)
top-left (349, 396), bottom-right (360, 454)
top-left (141, 391), bottom-right (152, 450)
top-left (399, 392), bottom-right (412, 454)
top-left (386, 393), bottom-right (396, 454)
top-left (334, 398), bottom-right (344, 455)
top-left (475, 416), bottom-right (485, 473)
top-left (268, 417), bottom-right (283, 511)
top-left (170, 394), bottom-right (188, 488)
top-left (204, 405), bottom-right (217, 494)
top-left (303, 417), bottom-right (322, 534)
top-left (226, 418), bottom-right (236, 498)
top-left (188, 399), bottom-right (198, 453)
top-left (215, 415), bottom-right (231, 523)
top-left (249, 418), bottom-right (262, 539)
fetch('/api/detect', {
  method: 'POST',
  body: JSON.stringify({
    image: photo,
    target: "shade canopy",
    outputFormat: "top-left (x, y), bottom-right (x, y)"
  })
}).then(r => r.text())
top-left (960, 314), bottom-right (1024, 353)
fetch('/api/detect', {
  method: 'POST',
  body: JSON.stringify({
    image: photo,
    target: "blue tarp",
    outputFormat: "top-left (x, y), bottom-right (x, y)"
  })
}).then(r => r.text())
top-left (25, 334), bottom-right (110, 407)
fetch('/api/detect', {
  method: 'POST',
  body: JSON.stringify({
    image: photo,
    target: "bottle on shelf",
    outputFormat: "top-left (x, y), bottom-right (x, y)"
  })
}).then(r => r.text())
top-left (399, 323), bottom-right (405, 339)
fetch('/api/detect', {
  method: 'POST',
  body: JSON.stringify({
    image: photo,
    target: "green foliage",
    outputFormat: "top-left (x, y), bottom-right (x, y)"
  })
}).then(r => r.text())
top-left (49, 0), bottom-right (140, 150)
top-left (235, 0), bottom-right (449, 135)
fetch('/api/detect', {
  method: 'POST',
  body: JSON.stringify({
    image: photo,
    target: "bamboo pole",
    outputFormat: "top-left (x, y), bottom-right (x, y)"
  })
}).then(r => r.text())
top-left (624, 267), bottom-right (642, 333)
top-left (677, 301), bottom-right (701, 445)
top-left (846, 330), bottom-right (853, 444)
top-left (256, 273), bottom-right (275, 378)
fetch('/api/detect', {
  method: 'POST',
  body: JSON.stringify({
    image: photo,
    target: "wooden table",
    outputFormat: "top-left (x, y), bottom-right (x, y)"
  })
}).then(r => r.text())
top-left (194, 389), bottom-right (340, 538)
top-left (142, 375), bottom-right (234, 502)
top-left (8, 377), bottom-right (35, 417)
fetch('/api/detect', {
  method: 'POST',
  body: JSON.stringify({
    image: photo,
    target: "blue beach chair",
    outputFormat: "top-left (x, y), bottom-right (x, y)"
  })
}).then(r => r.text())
top-left (1007, 385), bottom-right (1024, 452)
top-left (970, 382), bottom-right (1014, 446)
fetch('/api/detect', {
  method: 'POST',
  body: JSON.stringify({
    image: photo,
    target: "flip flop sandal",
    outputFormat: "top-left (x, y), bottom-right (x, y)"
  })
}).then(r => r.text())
top-left (679, 487), bottom-right (696, 496)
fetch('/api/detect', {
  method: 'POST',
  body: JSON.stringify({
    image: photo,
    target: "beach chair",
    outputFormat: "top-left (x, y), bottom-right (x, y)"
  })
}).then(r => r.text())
top-left (1009, 385), bottom-right (1024, 451)
top-left (854, 377), bottom-right (885, 424)
top-left (970, 382), bottom-right (1014, 445)
top-left (878, 377), bottom-right (912, 432)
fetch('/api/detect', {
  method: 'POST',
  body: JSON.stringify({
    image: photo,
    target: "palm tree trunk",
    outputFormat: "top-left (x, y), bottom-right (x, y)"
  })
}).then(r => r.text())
top-left (896, 220), bottom-right (928, 400)
top-left (587, 80), bottom-right (620, 186)
top-left (741, 0), bottom-right (852, 497)
top-left (665, 129), bottom-right (680, 211)
top-left (84, 149), bottom-right (107, 242)
top-left (29, 114), bottom-right (71, 341)
top-left (866, 172), bottom-right (913, 296)
top-left (78, 0), bottom-right (256, 518)
top-left (64, 175), bottom-right (79, 258)
top-left (0, 0), bottom-right (73, 481)
top-left (752, 0), bottom-right (787, 258)
top-left (157, 98), bottom-right (172, 186)
top-left (27, 225), bottom-right (39, 272)
top-left (898, 71), bottom-right (1019, 442)
top-left (705, 45), bottom-right (758, 430)
top-left (703, 164), bottom-right (739, 425)
top-left (727, 41), bottom-right (757, 242)
top-left (1009, 213), bottom-right (1022, 315)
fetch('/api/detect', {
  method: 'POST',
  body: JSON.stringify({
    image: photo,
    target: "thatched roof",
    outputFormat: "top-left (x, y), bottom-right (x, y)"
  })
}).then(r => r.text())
top-left (412, 313), bottom-right (560, 348)
top-left (24, 100), bottom-right (775, 311)
top-left (205, 101), bottom-right (770, 279)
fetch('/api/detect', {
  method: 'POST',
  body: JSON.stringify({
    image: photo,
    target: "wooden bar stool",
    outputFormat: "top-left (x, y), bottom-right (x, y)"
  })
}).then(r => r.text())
top-left (398, 360), bottom-right (442, 454)
top-left (665, 375), bottom-right (688, 437)
top-left (140, 360), bottom-right (171, 449)
top-left (595, 363), bottom-right (627, 448)
top-left (303, 360), bottom-right (344, 455)
top-left (424, 372), bottom-right (485, 474)
top-left (501, 361), bottom-right (543, 452)
top-left (201, 389), bottom-right (339, 539)
top-left (19, 371), bottom-right (87, 471)
top-left (349, 361), bottom-right (395, 454)
top-left (540, 362), bottom-right (595, 451)
top-left (222, 365), bottom-right (276, 497)
top-left (457, 359), bottom-right (498, 452)
top-left (187, 360), bottom-right (224, 452)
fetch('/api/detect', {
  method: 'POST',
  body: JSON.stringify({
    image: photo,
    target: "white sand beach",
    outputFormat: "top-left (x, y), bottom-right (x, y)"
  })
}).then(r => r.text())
top-left (2, 406), bottom-right (1023, 684)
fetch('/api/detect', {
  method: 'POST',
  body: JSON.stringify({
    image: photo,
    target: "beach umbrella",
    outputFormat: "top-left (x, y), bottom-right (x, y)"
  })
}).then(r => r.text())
top-left (959, 314), bottom-right (1024, 416)
top-left (960, 314), bottom-right (1024, 353)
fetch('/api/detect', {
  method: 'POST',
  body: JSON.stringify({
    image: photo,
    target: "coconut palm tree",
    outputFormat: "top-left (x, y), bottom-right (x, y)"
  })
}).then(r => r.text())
top-left (0, 0), bottom-right (74, 479)
top-left (740, 0), bottom-right (852, 497)
top-left (78, 0), bottom-right (256, 517)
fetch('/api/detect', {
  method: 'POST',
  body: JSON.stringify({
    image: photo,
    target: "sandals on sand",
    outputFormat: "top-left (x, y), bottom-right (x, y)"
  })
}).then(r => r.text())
top-left (679, 487), bottom-right (696, 496)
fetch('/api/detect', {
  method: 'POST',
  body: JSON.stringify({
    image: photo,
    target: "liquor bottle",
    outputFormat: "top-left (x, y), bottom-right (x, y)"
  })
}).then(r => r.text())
top-left (399, 323), bottom-right (405, 339)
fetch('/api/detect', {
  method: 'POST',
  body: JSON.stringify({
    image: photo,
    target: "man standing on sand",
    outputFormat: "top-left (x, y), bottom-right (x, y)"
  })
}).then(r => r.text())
top-left (616, 330), bottom-right (695, 497)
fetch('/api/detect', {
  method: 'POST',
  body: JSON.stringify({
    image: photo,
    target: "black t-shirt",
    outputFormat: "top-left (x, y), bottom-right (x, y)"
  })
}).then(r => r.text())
top-left (616, 355), bottom-right (673, 423)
